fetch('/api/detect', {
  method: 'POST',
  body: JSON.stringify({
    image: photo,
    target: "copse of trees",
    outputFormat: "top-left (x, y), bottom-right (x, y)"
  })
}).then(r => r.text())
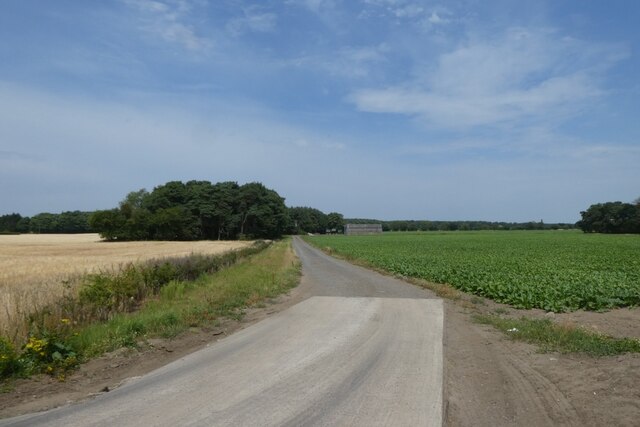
top-left (287, 207), bottom-right (344, 234)
top-left (577, 199), bottom-right (640, 234)
top-left (89, 180), bottom-right (290, 241)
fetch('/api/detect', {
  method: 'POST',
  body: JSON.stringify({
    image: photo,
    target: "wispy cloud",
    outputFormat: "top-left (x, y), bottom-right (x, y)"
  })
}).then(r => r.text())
top-left (123, 0), bottom-right (211, 52)
top-left (361, 1), bottom-right (454, 25)
top-left (288, 0), bottom-right (336, 13)
top-left (392, 3), bottom-right (425, 18)
top-left (427, 12), bottom-right (448, 24)
top-left (226, 6), bottom-right (277, 36)
top-left (349, 27), bottom-right (628, 129)
top-left (289, 44), bottom-right (389, 78)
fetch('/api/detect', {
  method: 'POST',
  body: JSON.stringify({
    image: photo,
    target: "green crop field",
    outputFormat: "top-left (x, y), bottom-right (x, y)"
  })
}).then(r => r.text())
top-left (305, 231), bottom-right (640, 312)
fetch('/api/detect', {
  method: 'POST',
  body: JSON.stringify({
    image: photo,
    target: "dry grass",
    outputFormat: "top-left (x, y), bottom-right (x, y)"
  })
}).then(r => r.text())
top-left (0, 234), bottom-right (250, 339)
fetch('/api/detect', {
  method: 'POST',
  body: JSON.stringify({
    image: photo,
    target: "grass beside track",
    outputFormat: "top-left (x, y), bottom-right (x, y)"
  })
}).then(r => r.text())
top-left (1, 239), bottom-right (300, 381)
top-left (72, 239), bottom-right (300, 358)
top-left (474, 314), bottom-right (640, 356)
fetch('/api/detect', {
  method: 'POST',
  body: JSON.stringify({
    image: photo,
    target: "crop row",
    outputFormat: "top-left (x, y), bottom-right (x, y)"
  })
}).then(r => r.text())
top-left (307, 231), bottom-right (640, 312)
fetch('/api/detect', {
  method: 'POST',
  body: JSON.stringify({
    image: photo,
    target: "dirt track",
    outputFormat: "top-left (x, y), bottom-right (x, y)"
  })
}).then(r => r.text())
top-left (1, 237), bottom-right (638, 425)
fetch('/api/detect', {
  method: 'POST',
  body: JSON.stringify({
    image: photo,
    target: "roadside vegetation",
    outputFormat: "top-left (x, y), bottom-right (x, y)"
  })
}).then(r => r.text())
top-left (0, 235), bottom-right (250, 341)
top-left (0, 240), bottom-right (299, 381)
top-left (306, 231), bottom-right (640, 312)
top-left (474, 315), bottom-right (640, 356)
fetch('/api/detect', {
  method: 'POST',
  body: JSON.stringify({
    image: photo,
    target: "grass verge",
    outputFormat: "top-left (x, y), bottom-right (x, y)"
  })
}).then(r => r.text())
top-left (1, 239), bottom-right (299, 381)
top-left (474, 314), bottom-right (640, 357)
top-left (72, 239), bottom-right (299, 358)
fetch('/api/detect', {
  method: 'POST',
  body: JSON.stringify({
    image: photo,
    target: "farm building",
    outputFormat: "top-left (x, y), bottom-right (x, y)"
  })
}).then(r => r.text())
top-left (344, 223), bottom-right (383, 235)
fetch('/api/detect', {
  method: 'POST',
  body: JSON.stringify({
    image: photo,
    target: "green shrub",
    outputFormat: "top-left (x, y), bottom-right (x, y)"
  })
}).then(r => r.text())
top-left (77, 241), bottom-right (270, 322)
top-left (18, 328), bottom-right (78, 378)
top-left (0, 337), bottom-right (19, 378)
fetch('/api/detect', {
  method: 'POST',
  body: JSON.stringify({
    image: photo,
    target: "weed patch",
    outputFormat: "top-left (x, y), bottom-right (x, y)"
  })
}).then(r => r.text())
top-left (474, 314), bottom-right (640, 356)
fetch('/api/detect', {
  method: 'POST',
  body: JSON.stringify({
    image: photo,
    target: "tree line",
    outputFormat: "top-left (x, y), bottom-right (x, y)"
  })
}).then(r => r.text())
top-left (11, 185), bottom-right (636, 237)
top-left (0, 211), bottom-right (94, 234)
top-left (577, 199), bottom-right (640, 234)
top-left (345, 218), bottom-right (576, 232)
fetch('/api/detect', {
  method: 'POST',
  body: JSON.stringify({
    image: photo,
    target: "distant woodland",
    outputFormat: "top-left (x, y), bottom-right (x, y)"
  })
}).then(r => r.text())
top-left (345, 218), bottom-right (577, 232)
top-left (0, 181), bottom-right (343, 240)
top-left (3, 185), bottom-right (638, 238)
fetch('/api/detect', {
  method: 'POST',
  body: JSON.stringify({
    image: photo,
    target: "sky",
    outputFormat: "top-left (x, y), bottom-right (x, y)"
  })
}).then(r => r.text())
top-left (1, 0), bottom-right (639, 223)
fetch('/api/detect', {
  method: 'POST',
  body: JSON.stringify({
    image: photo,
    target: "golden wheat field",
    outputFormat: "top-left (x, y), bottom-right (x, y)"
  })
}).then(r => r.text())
top-left (0, 234), bottom-right (250, 338)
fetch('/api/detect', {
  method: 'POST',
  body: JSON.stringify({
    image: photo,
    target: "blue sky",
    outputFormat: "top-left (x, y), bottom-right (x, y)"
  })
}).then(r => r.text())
top-left (1, 0), bottom-right (639, 222)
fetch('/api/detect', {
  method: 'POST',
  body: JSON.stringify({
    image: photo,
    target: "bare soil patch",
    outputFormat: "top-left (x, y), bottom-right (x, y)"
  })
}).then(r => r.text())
top-left (443, 299), bottom-right (639, 426)
top-left (433, 279), bottom-right (640, 426)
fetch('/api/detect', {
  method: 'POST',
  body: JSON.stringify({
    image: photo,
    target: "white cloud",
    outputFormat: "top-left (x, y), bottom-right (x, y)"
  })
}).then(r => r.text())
top-left (285, 0), bottom-right (336, 13)
top-left (349, 28), bottom-right (627, 129)
top-left (227, 7), bottom-right (277, 36)
top-left (289, 44), bottom-right (388, 78)
top-left (393, 4), bottom-right (424, 18)
top-left (124, 0), bottom-right (211, 52)
top-left (427, 12), bottom-right (448, 24)
top-left (361, 1), bottom-right (452, 23)
top-left (302, 0), bottom-right (335, 13)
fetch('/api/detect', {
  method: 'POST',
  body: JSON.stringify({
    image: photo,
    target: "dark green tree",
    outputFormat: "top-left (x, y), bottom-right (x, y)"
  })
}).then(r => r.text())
top-left (149, 207), bottom-right (197, 240)
top-left (89, 209), bottom-right (126, 240)
top-left (577, 201), bottom-right (640, 234)
top-left (184, 180), bottom-right (215, 239)
top-left (288, 207), bottom-right (327, 234)
top-left (142, 181), bottom-right (188, 212)
top-left (237, 183), bottom-right (289, 239)
top-left (29, 213), bottom-right (60, 233)
top-left (210, 181), bottom-right (240, 240)
top-left (118, 189), bottom-right (152, 239)
top-left (57, 211), bottom-right (92, 233)
top-left (16, 216), bottom-right (30, 233)
top-left (326, 212), bottom-right (344, 232)
top-left (0, 213), bottom-right (22, 232)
